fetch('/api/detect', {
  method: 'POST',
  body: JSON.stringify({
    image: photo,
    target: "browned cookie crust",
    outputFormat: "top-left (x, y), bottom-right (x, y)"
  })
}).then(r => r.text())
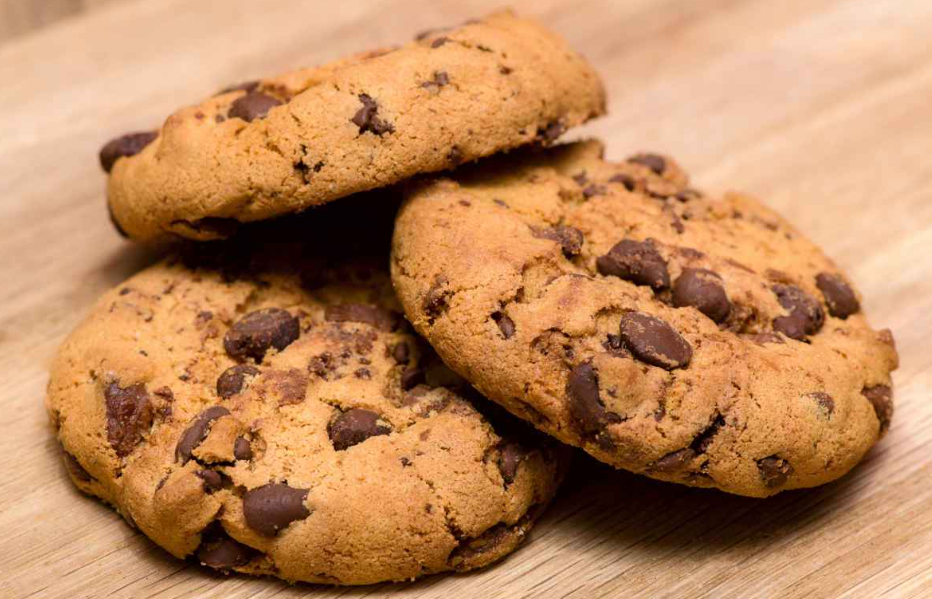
top-left (102, 9), bottom-right (606, 242)
top-left (47, 213), bottom-right (568, 584)
top-left (391, 140), bottom-right (898, 498)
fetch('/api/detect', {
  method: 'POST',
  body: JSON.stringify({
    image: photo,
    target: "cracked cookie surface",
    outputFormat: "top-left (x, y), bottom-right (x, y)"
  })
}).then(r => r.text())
top-left (391, 140), bottom-right (898, 497)
top-left (46, 211), bottom-right (568, 584)
top-left (102, 9), bottom-right (605, 242)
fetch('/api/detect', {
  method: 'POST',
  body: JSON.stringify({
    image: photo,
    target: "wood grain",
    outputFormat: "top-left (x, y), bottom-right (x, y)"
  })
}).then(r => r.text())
top-left (0, 0), bottom-right (124, 42)
top-left (1, 0), bottom-right (931, 597)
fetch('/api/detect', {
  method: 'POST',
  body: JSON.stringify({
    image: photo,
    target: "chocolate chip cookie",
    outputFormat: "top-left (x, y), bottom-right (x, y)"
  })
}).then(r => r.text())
top-left (102, 9), bottom-right (606, 242)
top-left (391, 140), bottom-right (898, 497)
top-left (46, 213), bottom-right (568, 584)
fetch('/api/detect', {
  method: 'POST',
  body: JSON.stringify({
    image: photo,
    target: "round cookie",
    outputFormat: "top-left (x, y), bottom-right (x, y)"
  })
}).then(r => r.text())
top-left (391, 140), bottom-right (898, 498)
top-left (46, 220), bottom-right (568, 584)
top-left (101, 9), bottom-right (606, 242)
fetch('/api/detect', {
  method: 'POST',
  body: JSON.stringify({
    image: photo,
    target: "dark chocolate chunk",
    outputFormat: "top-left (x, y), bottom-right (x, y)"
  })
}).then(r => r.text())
top-left (533, 226), bottom-right (584, 258)
top-left (216, 364), bottom-right (259, 399)
top-left (351, 93), bottom-right (394, 135)
top-left (491, 312), bottom-right (515, 339)
top-left (772, 285), bottom-right (825, 340)
top-left (242, 483), bottom-right (311, 537)
top-left (228, 92), bottom-right (282, 122)
top-left (196, 469), bottom-right (223, 494)
top-left (757, 456), bottom-right (794, 488)
top-left (596, 239), bottom-right (670, 290)
top-left (196, 525), bottom-right (257, 570)
top-left (862, 385), bottom-right (893, 433)
top-left (816, 273), bottom-right (860, 319)
top-left (628, 153), bottom-right (666, 175)
top-left (672, 268), bottom-right (731, 323)
top-left (497, 442), bottom-right (529, 485)
top-left (99, 131), bottom-right (157, 173)
top-left (328, 409), bottom-right (392, 451)
top-left (618, 312), bottom-right (692, 370)
top-left (104, 381), bottom-right (154, 457)
top-left (234, 436), bottom-right (253, 461)
top-left (224, 308), bottom-right (299, 362)
top-left (175, 406), bottom-right (230, 464)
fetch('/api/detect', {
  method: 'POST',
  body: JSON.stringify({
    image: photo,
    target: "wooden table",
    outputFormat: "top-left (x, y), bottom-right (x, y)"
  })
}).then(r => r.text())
top-left (2, 0), bottom-right (931, 597)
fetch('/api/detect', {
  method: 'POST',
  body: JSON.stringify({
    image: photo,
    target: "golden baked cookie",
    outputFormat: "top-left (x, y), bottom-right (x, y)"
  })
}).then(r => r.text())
top-left (101, 10), bottom-right (606, 242)
top-left (47, 208), bottom-right (568, 584)
top-left (391, 141), bottom-right (898, 497)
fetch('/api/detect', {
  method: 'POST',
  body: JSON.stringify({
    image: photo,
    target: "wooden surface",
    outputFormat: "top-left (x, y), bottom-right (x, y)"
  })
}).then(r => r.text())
top-left (2, 0), bottom-right (931, 597)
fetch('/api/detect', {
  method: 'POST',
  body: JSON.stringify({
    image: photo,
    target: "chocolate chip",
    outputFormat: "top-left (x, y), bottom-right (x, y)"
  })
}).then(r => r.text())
top-left (423, 276), bottom-right (451, 319)
top-left (328, 409), bottom-right (392, 450)
top-left (107, 203), bottom-right (129, 238)
top-left (448, 146), bottom-right (464, 165)
top-left (153, 388), bottom-right (174, 410)
top-left (618, 312), bottom-right (692, 370)
top-left (583, 185), bottom-right (607, 199)
top-left (420, 71), bottom-right (450, 92)
top-left (242, 483), bottom-right (311, 537)
top-left (351, 93), bottom-right (394, 135)
top-left (324, 303), bottom-right (400, 331)
top-left (572, 172), bottom-right (588, 186)
top-left (809, 391), bottom-right (835, 417)
top-left (497, 442), bottom-right (528, 485)
top-left (234, 436), bottom-right (253, 461)
top-left (175, 406), bottom-right (230, 464)
top-left (491, 312), bottom-right (515, 339)
top-left (816, 273), bottom-right (860, 319)
top-left (448, 521), bottom-right (519, 567)
top-left (652, 448), bottom-right (695, 473)
top-left (196, 470), bottom-right (223, 494)
top-left (675, 188), bottom-right (702, 202)
top-left (196, 525), bottom-right (257, 570)
top-left (99, 131), bottom-right (157, 173)
top-left (672, 268), bottom-right (731, 323)
top-left (392, 342), bottom-right (411, 364)
top-left (499, 65), bottom-right (513, 75)
top-left (308, 351), bottom-right (336, 380)
top-left (216, 364), bottom-right (259, 399)
top-left (533, 226), bottom-right (584, 258)
top-left (62, 450), bottom-right (93, 482)
top-left (537, 121), bottom-right (565, 143)
top-left (228, 92), bottom-right (282, 122)
top-left (609, 173), bottom-right (636, 191)
top-left (430, 36), bottom-right (450, 48)
top-left (217, 80), bottom-right (260, 95)
top-left (104, 381), bottom-right (154, 457)
top-left (692, 414), bottom-right (726, 453)
top-left (757, 456), bottom-right (793, 488)
top-left (224, 308), bottom-right (299, 362)
top-left (566, 363), bottom-right (620, 438)
top-left (628, 153), bottom-right (666, 175)
top-left (772, 285), bottom-right (825, 340)
top-left (596, 239), bottom-right (670, 290)
top-left (862, 385), bottom-right (893, 433)
top-left (401, 366), bottom-right (425, 390)
top-left (666, 208), bottom-right (685, 234)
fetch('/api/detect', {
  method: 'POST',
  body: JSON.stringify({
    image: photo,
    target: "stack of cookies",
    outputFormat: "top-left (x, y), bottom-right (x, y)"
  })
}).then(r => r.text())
top-left (48, 10), bottom-right (898, 586)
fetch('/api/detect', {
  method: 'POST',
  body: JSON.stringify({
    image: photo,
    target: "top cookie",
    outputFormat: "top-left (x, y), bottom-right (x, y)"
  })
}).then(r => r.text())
top-left (102, 9), bottom-right (606, 242)
top-left (46, 205), bottom-right (568, 584)
top-left (391, 140), bottom-right (899, 497)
